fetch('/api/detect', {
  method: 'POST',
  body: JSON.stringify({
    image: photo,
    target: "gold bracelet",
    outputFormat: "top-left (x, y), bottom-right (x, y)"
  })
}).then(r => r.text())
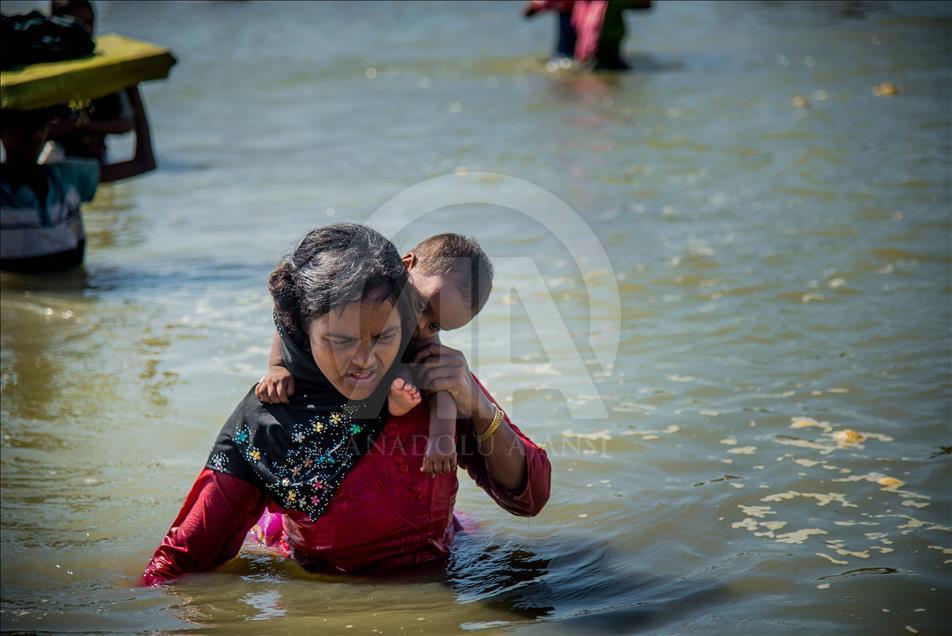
top-left (477, 404), bottom-right (504, 443)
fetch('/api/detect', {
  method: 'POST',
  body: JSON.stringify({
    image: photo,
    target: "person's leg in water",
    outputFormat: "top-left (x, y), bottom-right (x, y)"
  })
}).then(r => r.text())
top-left (594, 0), bottom-right (630, 71)
top-left (556, 9), bottom-right (577, 60)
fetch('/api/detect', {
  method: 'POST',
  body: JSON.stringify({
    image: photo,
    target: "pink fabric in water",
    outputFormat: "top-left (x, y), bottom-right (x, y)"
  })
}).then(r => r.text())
top-left (572, 0), bottom-right (609, 62)
top-left (248, 508), bottom-right (285, 547)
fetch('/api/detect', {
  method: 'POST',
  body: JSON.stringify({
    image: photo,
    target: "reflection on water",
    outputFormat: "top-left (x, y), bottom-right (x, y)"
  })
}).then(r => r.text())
top-left (2, 0), bottom-right (950, 634)
top-left (449, 533), bottom-right (727, 633)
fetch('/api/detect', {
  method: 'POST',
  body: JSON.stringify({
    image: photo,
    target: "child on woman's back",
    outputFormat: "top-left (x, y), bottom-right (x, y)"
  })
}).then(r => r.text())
top-left (257, 233), bottom-right (494, 475)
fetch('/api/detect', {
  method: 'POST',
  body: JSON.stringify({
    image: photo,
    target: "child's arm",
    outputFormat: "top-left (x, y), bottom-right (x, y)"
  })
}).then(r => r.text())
top-left (98, 86), bottom-right (156, 183)
top-left (267, 331), bottom-right (284, 368)
top-left (409, 333), bottom-right (459, 474)
top-left (256, 332), bottom-right (295, 404)
top-left (422, 390), bottom-right (458, 475)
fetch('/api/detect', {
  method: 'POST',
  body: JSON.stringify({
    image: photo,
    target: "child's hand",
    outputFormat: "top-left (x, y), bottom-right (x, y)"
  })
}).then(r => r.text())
top-left (421, 434), bottom-right (457, 477)
top-left (256, 366), bottom-right (295, 404)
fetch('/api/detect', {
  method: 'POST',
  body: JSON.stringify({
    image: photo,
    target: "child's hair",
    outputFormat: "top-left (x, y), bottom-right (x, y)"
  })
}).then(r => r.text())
top-left (409, 233), bottom-right (493, 314)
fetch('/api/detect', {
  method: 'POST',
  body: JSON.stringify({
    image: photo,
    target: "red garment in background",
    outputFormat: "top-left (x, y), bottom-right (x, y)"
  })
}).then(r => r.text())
top-left (527, 0), bottom-right (576, 13)
top-left (526, 0), bottom-right (608, 63)
top-left (142, 376), bottom-right (551, 585)
top-left (572, 0), bottom-right (609, 63)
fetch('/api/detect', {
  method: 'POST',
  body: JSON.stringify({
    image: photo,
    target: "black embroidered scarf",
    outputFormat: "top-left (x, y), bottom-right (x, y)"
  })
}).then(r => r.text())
top-left (206, 314), bottom-right (396, 521)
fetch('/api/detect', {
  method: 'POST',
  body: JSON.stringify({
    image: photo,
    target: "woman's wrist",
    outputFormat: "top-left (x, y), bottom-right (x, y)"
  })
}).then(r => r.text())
top-left (469, 385), bottom-right (497, 434)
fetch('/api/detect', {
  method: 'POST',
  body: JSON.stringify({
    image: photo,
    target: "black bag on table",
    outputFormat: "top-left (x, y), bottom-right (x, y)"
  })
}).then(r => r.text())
top-left (0, 11), bottom-right (95, 71)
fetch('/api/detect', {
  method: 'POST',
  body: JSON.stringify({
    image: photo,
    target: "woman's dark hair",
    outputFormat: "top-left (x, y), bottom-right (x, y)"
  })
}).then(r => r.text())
top-left (269, 223), bottom-right (414, 348)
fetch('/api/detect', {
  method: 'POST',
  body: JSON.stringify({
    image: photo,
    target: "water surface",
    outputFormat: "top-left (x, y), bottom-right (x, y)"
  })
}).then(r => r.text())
top-left (2, 1), bottom-right (950, 633)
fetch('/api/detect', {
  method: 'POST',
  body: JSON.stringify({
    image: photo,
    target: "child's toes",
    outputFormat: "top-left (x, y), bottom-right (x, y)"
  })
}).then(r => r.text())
top-left (391, 377), bottom-right (406, 392)
top-left (399, 382), bottom-right (421, 402)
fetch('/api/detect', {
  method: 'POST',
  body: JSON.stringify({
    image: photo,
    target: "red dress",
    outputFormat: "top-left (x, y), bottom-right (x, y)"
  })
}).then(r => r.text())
top-left (142, 376), bottom-right (551, 584)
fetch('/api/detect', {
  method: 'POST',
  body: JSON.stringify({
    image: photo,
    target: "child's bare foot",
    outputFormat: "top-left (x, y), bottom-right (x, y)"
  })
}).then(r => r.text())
top-left (388, 377), bottom-right (422, 416)
top-left (421, 434), bottom-right (457, 476)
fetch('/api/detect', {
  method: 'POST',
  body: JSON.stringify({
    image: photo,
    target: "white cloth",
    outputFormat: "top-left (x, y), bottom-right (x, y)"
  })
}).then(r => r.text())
top-left (0, 159), bottom-right (99, 260)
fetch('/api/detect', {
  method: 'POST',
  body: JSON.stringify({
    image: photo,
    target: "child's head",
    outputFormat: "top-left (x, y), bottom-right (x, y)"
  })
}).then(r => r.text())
top-left (50, 0), bottom-right (95, 33)
top-left (0, 109), bottom-right (54, 165)
top-left (403, 233), bottom-right (493, 343)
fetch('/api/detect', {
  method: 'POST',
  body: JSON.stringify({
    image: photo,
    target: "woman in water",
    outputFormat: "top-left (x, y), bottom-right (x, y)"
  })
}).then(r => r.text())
top-left (142, 223), bottom-right (551, 582)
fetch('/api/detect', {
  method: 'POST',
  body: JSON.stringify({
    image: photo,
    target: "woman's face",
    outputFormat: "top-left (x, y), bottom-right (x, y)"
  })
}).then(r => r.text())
top-left (306, 299), bottom-right (402, 400)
